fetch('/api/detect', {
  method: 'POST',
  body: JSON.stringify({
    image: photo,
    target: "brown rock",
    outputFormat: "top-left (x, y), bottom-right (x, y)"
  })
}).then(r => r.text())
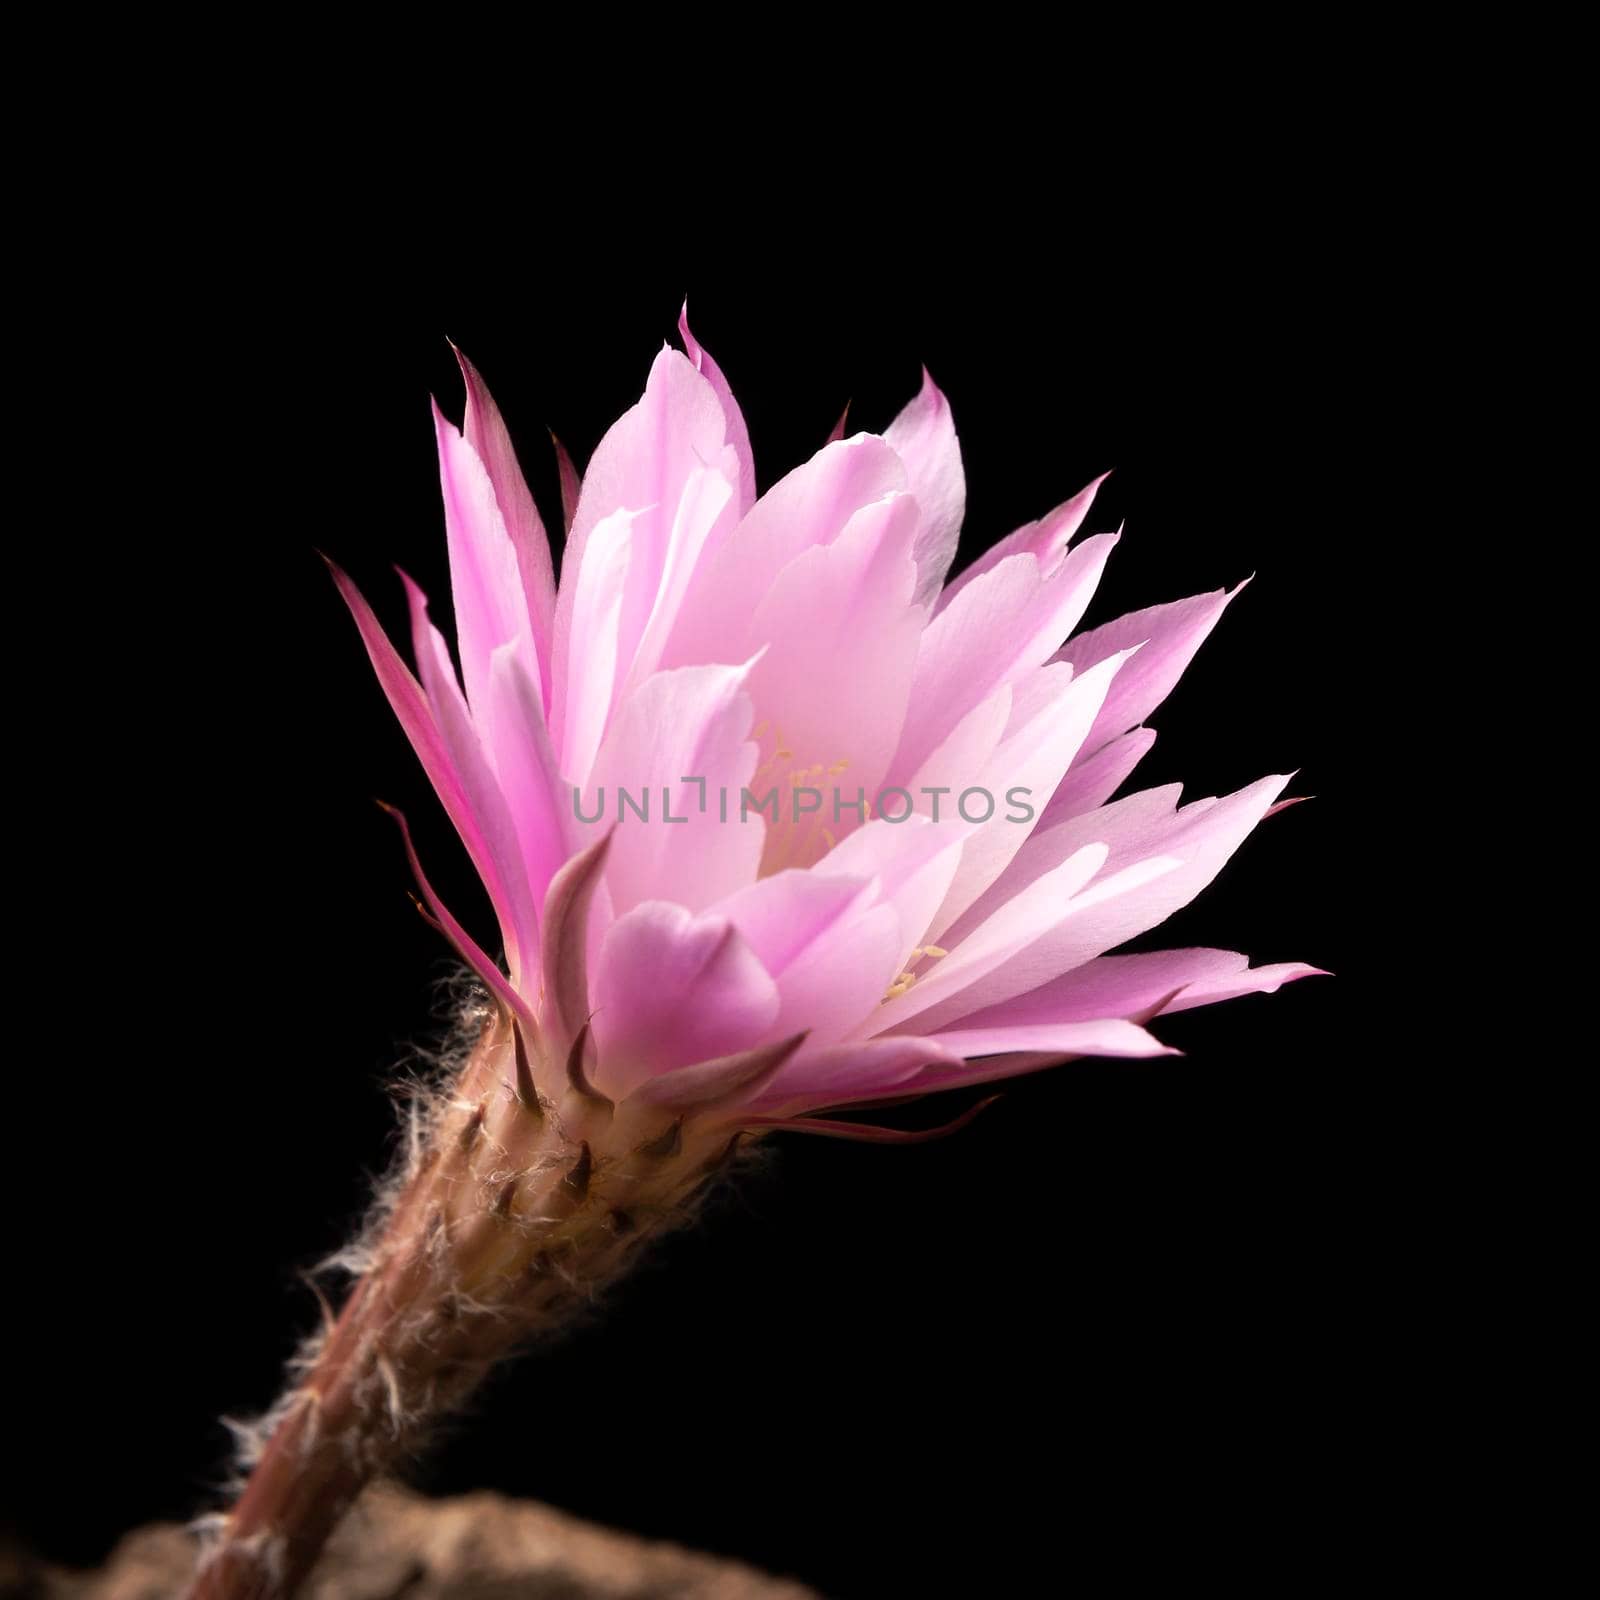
top-left (14, 1484), bottom-right (824, 1600)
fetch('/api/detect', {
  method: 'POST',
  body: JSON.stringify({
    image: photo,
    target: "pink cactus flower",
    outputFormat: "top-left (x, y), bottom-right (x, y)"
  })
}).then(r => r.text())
top-left (196, 312), bottom-right (1323, 1600)
top-left (329, 308), bottom-right (1321, 1129)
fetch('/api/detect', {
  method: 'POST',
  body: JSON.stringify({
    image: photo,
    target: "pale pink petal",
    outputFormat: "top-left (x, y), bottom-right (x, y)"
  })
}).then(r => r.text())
top-left (949, 946), bottom-right (1258, 1025)
top-left (907, 775), bottom-right (1292, 1031)
top-left (482, 643), bottom-right (574, 920)
top-left (1036, 727), bottom-right (1157, 830)
top-left (928, 1018), bottom-right (1178, 1060)
top-left (938, 947), bottom-right (1324, 1029)
top-left (902, 683), bottom-right (1013, 807)
top-left (582, 661), bottom-right (762, 917)
top-left (679, 301), bottom-right (757, 514)
top-left (812, 814), bottom-right (969, 975)
top-left (888, 533), bottom-right (1119, 786)
top-left (899, 1019), bottom-right (1178, 1094)
top-left (620, 465), bottom-right (734, 694)
top-left (710, 870), bottom-right (903, 1047)
top-left (591, 902), bottom-right (780, 1097)
top-left (870, 841), bottom-right (1110, 1033)
top-left (451, 346), bottom-right (557, 705)
top-left (742, 494), bottom-right (925, 865)
top-left (1158, 958), bottom-right (1329, 1013)
top-left (560, 508), bottom-right (635, 785)
top-left (326, 558), bottom-right (499, 929)
top-left (551, 347), bottom-right (734, 753)
top-left (433, 400), bottom-right (543, 720)
top-left (885, 367), bottom-right (966, 607)
top-left (926, 650), bottom-right (1139, 940)
top-left (661, 435), bottom-right (908, 668)
top-left (1055, 581), bottom-right (1246, 758)
top-left (713, 870), bottom-right (875, 977)
top-left (398, 570), bottom-right (539, 980)
top-left (747, 1035), bottom-right (966, 1114)
top-left (935, 472), bottom-right (1110, 614)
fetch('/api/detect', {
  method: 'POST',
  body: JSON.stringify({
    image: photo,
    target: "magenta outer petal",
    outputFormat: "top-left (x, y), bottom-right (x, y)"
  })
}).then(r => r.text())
top-left (327, 557), bottom-right (530, 975)
top-left (376, 802), bottom-right (538, 1037)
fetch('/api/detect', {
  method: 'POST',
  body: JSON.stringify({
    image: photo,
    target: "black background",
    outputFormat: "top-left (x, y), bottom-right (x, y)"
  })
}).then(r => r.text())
top-left (7, 214), bottom-right (1375, 1594)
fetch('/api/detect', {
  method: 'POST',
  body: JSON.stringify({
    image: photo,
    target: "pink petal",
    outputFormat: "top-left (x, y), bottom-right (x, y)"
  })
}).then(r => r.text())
top-left (433, 399), bottom-right (544, 720)
top-left (451, 346), bottom-right (557, 706)
top-left (926, 650), bottom-right (1138, 941)
top-left (328, 556), bottom-right (535, 979)
top-left (888, 533), bottom-right (1119, 787)
top-left (745, 1035), bottom-right (965, 1115)
top-left (1158, 958), bottom-right (1329, 1013)
top-left (935, 471), bottom-right (1110, 614)
top-left (870, 840), bottom-right (1113, 1033)
top-left (679, 301), bottom-right (757, 515)
top-left (1055, 580), bottom-right (1246, 758)
top-left (710, 870), bottom-right (904, 1047)
top-left (661, 435), bottom-right (908, 668)
top-left (884, 367), bottom-right (966, 607)
top-left (1036, 727), bottom-right (1157, 830)
top-left (928, 1018), bottom-right (1178, 1061)
top-left (941, 947), bottom-right (1325, 1028)
top-left (400, 572), bottom-right (540, 977)
top-left (482, 643), bottom-right (574, 921)
top-left (591, 902), bottom-right (780, 1097)
top-left (908, 775), bottom-right (1292, 1031)
top-left (741, 493), bottom-right (925, 863)
top-left (582, 661), bottom-right (762, 918)
top-left (551, 346), bottom-right (735, 755)
top-left (560, 507), bottom-right (635, 785)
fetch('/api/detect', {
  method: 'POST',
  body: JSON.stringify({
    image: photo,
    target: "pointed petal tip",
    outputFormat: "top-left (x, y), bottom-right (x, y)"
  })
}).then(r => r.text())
top-left (1265, 793), bottom-right (1314, 819)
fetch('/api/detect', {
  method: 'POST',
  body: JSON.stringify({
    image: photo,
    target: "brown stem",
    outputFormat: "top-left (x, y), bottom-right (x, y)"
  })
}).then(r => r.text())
top-left (187, 1008), bottom-right (735, 1600)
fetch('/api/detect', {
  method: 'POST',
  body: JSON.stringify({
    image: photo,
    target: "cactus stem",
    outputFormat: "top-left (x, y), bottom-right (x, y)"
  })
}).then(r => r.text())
top-left (187, 1001), bottom-right (754, 1600)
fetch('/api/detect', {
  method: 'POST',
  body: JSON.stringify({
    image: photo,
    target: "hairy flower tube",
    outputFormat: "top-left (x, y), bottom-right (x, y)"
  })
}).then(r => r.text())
top-left (192, 311), bottom-right (1323, 1598)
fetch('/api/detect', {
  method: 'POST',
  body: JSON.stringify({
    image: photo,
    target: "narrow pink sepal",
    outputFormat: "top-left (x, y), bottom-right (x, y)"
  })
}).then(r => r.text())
top-left (629, 1032), bottom-right (810, 1112)
top-left (375, 801), bottom-right (539, 1036)
top-left (539, 830), bottom-right (612, 1054)
top-left (740, 1095), bottom-right (1001, 1143)
top-left (550, 429), bottom-right (581, 537)
top-left (325, 556), bottom-right (527, 971)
